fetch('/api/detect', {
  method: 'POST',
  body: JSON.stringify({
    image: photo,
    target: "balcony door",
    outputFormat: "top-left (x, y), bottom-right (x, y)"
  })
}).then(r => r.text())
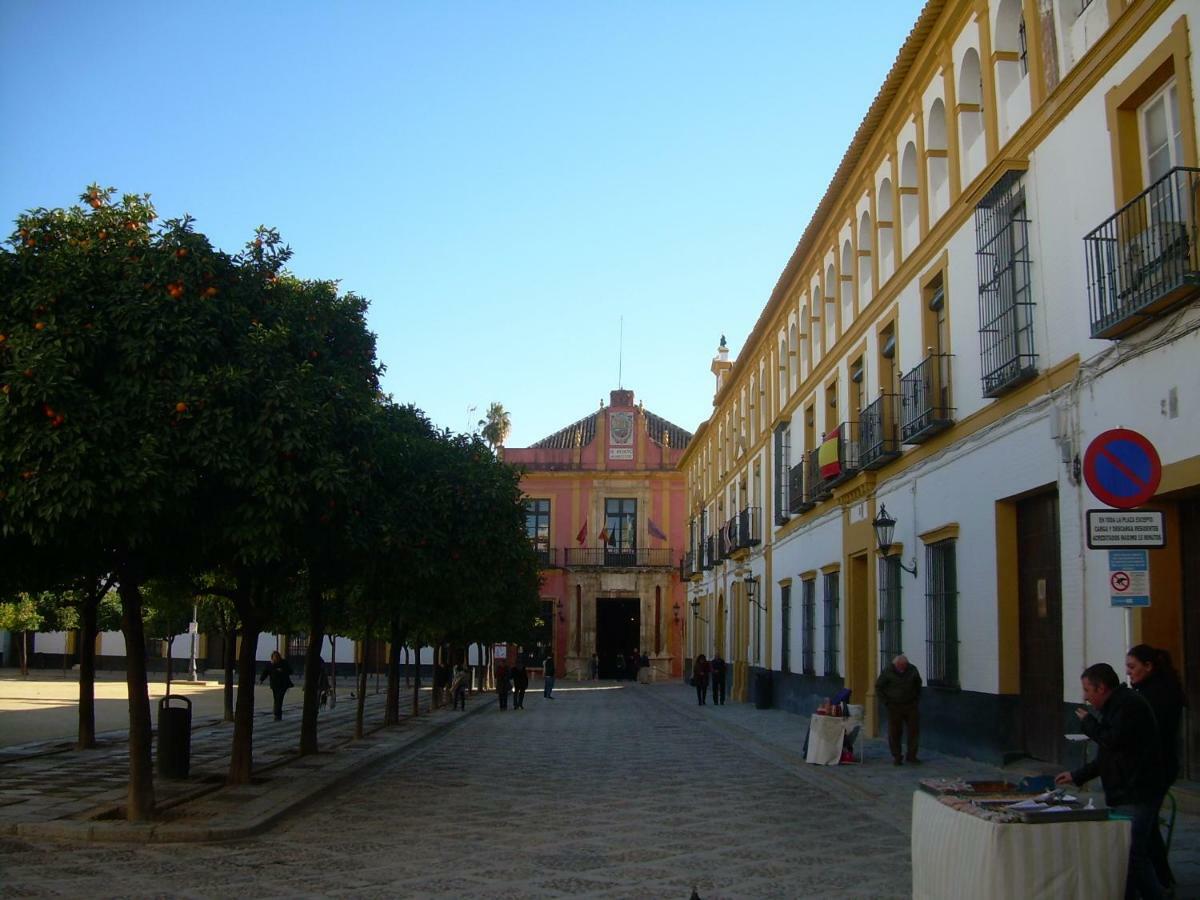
top-left (605, 498), bottom-right (637, 566)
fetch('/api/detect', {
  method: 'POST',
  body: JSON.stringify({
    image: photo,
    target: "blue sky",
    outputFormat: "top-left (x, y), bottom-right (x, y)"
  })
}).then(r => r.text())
top-left (1, 1), bottom-right (921, 447)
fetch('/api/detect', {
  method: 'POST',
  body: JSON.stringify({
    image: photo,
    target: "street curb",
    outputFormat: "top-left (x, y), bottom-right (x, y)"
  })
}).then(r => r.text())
top-left (12, 697), bottom-right (496, 844)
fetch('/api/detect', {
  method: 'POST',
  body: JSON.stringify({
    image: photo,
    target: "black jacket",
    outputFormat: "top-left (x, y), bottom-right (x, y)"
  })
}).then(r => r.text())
top-left (259, 658), bottom-right (293, 694)
top-left (875, 663), bottom-right (922, 706)
top-left (1133, 670), bottom-right (1186, 785)
top-left (1070, 684), bottom-right (1164, 806)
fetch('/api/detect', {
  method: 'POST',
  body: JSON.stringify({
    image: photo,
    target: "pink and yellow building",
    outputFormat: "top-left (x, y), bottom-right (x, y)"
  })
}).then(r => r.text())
top-left (505, 389), bottom-right (692, 680)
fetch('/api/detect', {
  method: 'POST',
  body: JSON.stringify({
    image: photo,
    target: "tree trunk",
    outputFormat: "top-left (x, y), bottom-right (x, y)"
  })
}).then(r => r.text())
top-left (385, 619), bottom-right (401, 726)
top-left (298, 585), bottom-right (326, 756)
top-left (328, 633), bottom-right (337, 709)
top-left (412, 644), bottom-right (423, 716)
top-left (19, 631), bottom-right (28, 676)
top-left (223, 626), bottom-right (236, 722)
top-left (355, 655), bottom-right (368, 739)
top-left (77, 594), bottom-right (99, 750)
top-left (165, 636), bottom-right (173, 697)
top-left (228, 602), bottom-right (259, 785)
top-left (117, 577), bottom-right (155, 821)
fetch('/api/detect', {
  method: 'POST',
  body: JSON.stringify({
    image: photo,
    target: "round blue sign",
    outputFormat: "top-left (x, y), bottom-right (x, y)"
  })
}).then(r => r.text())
top-left (1083, 429), bottom-right (1161, 509)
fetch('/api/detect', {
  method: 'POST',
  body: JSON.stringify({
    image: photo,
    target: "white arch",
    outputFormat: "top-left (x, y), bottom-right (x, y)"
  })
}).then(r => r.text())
top-left (800, 305), bottom-right (811, 376)
top-left (877, 177), bottom-right (895, 284)
top-left (900, 143), bottom-right (920, 257)
top-left (841, 239), bottom-right (856, 326)
top-left (958, 48), bottom-right (986, 183)
top-left (787, 324), bottom-right (799, 394)
top-left (926, 98), bottom-right (949, 221)
top-left (993, 0), bottom-right (1031, 142)
top-left (824, 262), bottom-right (838, 348)
top-left (857, 211), bottom-right (874, 305)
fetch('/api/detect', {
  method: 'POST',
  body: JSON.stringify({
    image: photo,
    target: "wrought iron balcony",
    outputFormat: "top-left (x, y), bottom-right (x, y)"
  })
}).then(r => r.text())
top-left (719, 517), bottom-right (736, 559)
top-left (858, 393), bottom-right (901, 470)
top-left (733, 506), bottom-right (762, 550)
top-left (788, 461), bottom-right (811, 513)
top-left (821, 422), bottom-right (861, 487)
top-left (679, 550), bottom-right (695, 581)
top-left (1086, 166), bottom-right (1200, 339)
top-left (702, 535), bottom-right (715, 571)
top-left (805, 451), bottom-right (833, 503)
top-left (564, 547), bottom-right (675, 568)
top-left (533, 545), bottom-right (557, 568)
top-left (900, 353), bottom-right (954, 444)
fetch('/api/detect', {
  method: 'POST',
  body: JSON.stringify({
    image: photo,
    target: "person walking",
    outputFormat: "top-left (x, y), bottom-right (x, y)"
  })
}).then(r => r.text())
top-left (1056, 662), bottom-right (1166, 900)
top-left (542, 653), bottom-right (556, 699)
top-left (1127, 644), bottom-right (1186, 893)
top-left (259, 650), bottom-right (294, 721)
top-left (511, 657), bottom-right (529, 709)
top-left (875, 653), bottom-right (922, 765)
top-left (630, 648), bottom-right (641, 682)
top-left (450, 664), bottom-right (468, 711)
top-left (614, 652), bottom-right (625, 681)
top-left (589, 653), bottom-right (599, 681)
top-left (693, 654), bottom-right (711, 705)
top-left (496, 662), bottom-right (512, 710)
top-left (710, 653), bottom-right (727, 705)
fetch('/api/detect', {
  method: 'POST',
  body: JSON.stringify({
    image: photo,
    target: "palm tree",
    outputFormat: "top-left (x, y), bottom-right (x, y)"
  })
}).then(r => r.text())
top-left (478, 402), bottom-right (511, 451)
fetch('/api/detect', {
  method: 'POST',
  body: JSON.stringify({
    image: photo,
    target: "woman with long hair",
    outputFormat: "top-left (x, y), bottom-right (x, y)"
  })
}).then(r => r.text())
top-left (1127, 643), bottom-right (1186, 893)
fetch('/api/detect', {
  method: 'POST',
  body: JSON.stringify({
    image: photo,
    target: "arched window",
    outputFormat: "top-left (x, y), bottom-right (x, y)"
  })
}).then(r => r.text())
top-left (841, 239), bottom-right (856, 327)
top-left (778, 336), bottom-right (788, 402)
top-left (994, 0), bottom-right (1031, 142)
top-left (799, 306), bottom-right (810, 378)
top-left (810, 285), bottom-right (823, 365)
top-left (900, 142), bottom-right (920, 256)
top-left (877, 177), bottom-right (895, 283)
top-left (857, 211), bottom-right (874, 304)
top-left (788, 323), bottom-right (799, 393)
top-left (927, 99), bottom-right (949, 221)
top-left (958, 48), bottom-right (986, 183)
top-left (824, 263), bottom-right (838, 349)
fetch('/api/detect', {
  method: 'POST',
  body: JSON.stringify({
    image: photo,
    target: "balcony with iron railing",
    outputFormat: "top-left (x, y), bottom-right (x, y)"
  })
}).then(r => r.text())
top-left (822, 422), bottom-right (861, 488)
top-left (702, 535), bottom-right (715, 571)
top-left (1086, 166), bottom-right (1200, 339)
top-left (732, 506), bottom-right (762, 551)
top-left (858, 393), bottom-right (901, 470)
top-left (532, 545), bottom-right (557, 568)
top-left (679, 550), bottom-right (695, 581)
top-left (805, 451), bottom-right (833, 504)
top-left (788, 460), bottom-right (811, 514)
top-left (719, 517), bottom-right (736, 560)
top-left (900, 353), bottom-right (954, 444)
top-left (564, 547), bottom-right (675, 568)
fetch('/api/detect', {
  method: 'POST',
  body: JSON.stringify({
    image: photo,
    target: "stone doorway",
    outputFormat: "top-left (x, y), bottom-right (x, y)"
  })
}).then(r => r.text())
top-left (596, 597), bottom-right (640, 679)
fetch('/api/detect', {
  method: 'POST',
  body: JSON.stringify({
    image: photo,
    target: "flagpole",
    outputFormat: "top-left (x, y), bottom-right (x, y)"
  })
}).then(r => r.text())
top-left (618, 315), bottom-right (623, 389)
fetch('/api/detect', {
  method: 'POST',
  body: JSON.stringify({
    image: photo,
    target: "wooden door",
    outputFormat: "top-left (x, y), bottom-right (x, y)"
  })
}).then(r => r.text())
top-left (1181, 498), bottom-right (1200, 779)
top-left (1017, 490), bottom-right (1064, 763)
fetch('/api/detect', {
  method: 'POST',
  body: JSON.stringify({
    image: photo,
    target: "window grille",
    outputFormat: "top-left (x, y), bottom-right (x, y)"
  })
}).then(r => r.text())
top-left (287, 634), bottom-right (308, 660)
top-left (774, 425), bottom-right (790, 525)
top-left (801, 578), bottom-right (816, 675)
top-left (823, 572), bottom-right (840, 676)
top-left (925, 540), bottom-right (959, 687)
top-left (780, 584), bottom-right (792, 673)
top-left (878, 556), bottom-right (903, 671)
top-left (976, 171), bottom-right (1037, 397)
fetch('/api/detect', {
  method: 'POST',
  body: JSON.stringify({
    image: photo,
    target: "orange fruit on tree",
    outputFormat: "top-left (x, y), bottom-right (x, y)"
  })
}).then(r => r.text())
top-left (34, 322), bottom-right (45, 331)
top-left (175, 401), bottom-right (188, 414)
top-left (176, 247), bottom-right (188, 259)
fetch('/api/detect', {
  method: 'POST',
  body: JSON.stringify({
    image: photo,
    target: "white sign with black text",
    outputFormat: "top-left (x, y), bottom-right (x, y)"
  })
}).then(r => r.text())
top-left (1086, 509), bottom-right (1165, 549)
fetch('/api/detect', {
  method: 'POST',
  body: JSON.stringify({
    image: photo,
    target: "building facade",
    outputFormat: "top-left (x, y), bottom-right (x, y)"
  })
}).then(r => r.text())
top-left (506, 389), bottom-right (691, 680)
top-left (680, 0), bottom-right (1200, 768)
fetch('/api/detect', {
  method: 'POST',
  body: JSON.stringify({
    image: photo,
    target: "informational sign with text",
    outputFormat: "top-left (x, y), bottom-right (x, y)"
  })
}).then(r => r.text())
top-left (1108, 549), bottom-right (1150, 607)
top-left (1086, 509), bottom-right (1165, 549)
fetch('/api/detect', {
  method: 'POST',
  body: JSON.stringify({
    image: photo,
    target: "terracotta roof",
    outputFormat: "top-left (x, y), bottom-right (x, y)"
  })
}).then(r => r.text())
top-left (530, 408), bottom-right (693, 450)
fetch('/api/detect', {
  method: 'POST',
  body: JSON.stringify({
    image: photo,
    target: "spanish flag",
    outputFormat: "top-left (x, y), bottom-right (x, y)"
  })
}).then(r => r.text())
top-left (598, 526), bottom-right (609, 545)
top-left (576, 519), bottom-right (587, 546)
top-left (818, 426), bottom-right (842, 480)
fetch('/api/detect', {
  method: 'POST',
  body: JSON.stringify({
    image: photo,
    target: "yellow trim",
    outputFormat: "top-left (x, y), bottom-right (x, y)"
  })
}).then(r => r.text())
top-left (777, 576), bottom-right (793, 587)
top-left (1022, 0), bottom-right (1046, 107)
top-left (995, 499), bottom-right (1019, 694)
top-left (925, 148), bottom-right (949, 159)
top-left (919, 523), bottom-right (960, 544)
top-left (819, 562), bottom-right (841, 575)
top-left (991, 50), bottom-right (1021, 64)
top-left (914, 103), bottom-right (930, 241)
top-left (1104, 17), bottom-right (1197, 206)
top-left (799, 569), bottom-right (817, 581)
top-left (898, 186), bottom-right (920, 196)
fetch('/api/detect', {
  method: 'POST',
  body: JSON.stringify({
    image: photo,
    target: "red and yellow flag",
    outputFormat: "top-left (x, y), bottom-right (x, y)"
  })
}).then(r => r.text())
top-left (818, 427), bottom-right (842, 479)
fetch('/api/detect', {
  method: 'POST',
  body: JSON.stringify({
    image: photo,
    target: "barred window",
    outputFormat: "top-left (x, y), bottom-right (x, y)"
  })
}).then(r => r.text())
top-left (801, 578), bottom-right (816, 675)
top-left (774, 425), bottom-right (791, 525)
top-left (976, 171), bottom-right (1037, 397)
top-left (780, 583), bottom-right (792, 673)
top-left (878, 555), bottom-right (903, 672)
top-left (925, 540), bottom-right (959, 686)
top-left (823, 571), bottom-right (840, 677)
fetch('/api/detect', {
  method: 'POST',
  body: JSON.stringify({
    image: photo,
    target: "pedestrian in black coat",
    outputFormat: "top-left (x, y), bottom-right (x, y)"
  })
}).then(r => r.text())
top-left (259, 651), bottom-right (293, 720)
top-left (511, 659), bottom-right (529, 709)
top-left (496, 663), bottom-right (512, 710)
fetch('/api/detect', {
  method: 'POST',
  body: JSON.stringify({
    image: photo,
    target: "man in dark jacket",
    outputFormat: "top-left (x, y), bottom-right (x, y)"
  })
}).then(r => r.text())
top-left (259, 651), bottom-right (293, 720)
top-left (875, 654), bottom-right (921, 765)
top-left (710, 653), bottom-right (727, 705)
top-left (1056, 663), bottom-right (1165, 900)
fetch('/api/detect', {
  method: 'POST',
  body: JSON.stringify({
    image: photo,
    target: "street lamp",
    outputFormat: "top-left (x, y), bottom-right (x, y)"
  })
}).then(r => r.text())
top-left (872, 504), bottom-right (917, 576)
top-left (744, 575), bottom-right (767, 611)
top-left (689, 596), bottom-right (709, 623)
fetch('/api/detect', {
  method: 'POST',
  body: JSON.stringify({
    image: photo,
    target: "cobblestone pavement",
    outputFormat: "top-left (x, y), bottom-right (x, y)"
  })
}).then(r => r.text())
top-left (1, 681), bottom-right (1196, 898)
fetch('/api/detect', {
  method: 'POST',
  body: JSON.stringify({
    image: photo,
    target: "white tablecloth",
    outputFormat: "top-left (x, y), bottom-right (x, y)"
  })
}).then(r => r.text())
top-left (911, 790), bottom-right (1130, 899)
top-left (805, 715), bottom-right (850, 765)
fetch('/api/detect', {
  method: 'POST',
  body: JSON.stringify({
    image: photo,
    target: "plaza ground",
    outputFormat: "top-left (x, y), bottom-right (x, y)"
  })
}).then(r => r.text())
top-left (0, 674), bottom-right (1195, 898)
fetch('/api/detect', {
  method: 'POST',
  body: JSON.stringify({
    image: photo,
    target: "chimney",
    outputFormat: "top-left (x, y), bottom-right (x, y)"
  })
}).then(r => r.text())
top-left (610, 389), bottom-right (634, 408)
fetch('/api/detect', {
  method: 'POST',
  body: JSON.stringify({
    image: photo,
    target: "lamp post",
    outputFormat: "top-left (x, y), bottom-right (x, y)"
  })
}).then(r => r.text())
top-left (872, 504), bottom-right (917, 576)
top-left (743, 575), bottom-right (766, 610)
top-left (188, 601), bottom-right (198, 681)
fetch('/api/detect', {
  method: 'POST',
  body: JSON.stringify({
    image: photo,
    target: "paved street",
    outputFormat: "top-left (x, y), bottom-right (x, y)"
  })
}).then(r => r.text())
top-left (1, 681), bottom-right (1197, 898)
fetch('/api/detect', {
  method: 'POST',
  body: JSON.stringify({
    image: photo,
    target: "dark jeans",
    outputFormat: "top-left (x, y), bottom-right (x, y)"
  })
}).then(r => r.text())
top-left (513, 687), bottom-right (526, 708)
top-left (1148, 789), bottom-right (1175, 889)
top-left (886, 702), bottom-right (919, 760)
top-left (695, 680), bottom-right (708, 704)
top-left (711, 672), bottom-right (726, 704)
top-left (1110, 801), bottom-right (1164, 900)
top-left (498, 689), bottom-right (510, 709)
top-left (272, 688), bottom-right (286, 720)
top-left (452, 687), bottom-right (466, 710)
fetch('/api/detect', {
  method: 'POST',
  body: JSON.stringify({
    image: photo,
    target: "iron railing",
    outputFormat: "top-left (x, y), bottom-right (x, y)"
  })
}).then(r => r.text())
top-left (805, 451), bottom-right (832, 503)
top-left (563, 547), bottom-right (674, 568)
top-left (788, 460), bottom-right (810, 513)
top-left (702, 535), bottom-right (715, 570)
top-left (900, 353), bottom-right (954, 444)
top-left (733, 506), bottom-right (762, 550)
top-left (859, 394), bottom-right (901, 469)
top-left (1085, 166), bottom-right (1200, 338)
top-left (679, 550), bottom-right (695, 581)
top-left (823, 422), bottom-right (861, 487)
top-left (533, 546), bottom-right (556, 568)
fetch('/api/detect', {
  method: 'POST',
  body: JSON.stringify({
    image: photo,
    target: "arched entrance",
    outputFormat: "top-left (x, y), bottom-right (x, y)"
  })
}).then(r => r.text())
top-left (596, 597), bottom-right (640, 678)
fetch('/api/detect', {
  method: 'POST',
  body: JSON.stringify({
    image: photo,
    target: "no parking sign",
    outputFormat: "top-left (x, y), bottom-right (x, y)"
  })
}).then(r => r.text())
top-left (1083, 429), bottom-right (1161, 509)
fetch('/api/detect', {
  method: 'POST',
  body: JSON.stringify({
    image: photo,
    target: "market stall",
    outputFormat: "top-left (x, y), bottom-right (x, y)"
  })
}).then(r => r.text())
top-left (911, 783), bottom-right (1130, 899)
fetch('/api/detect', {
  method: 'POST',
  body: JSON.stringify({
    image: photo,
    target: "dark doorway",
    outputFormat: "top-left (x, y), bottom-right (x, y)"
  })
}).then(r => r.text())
top-left (1017, 490), bottom-right (1064, 763)
top-left (596, 598), bottom-right (640, 679)
top-left (1180, 497), bottom-right (1200, 780)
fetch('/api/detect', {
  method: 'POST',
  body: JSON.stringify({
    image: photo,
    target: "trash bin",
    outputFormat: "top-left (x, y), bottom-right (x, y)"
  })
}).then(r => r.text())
top-left (157, 694), bottom-right (192, 779)
top-left (754, 671), bottom-right (772, 709)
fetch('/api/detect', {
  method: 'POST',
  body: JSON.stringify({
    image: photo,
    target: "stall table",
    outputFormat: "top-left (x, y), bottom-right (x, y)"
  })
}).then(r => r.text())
top-left (910, 790), bottom-right (1129, 899)
top-left (804, 714), bottom-right (858, 765)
